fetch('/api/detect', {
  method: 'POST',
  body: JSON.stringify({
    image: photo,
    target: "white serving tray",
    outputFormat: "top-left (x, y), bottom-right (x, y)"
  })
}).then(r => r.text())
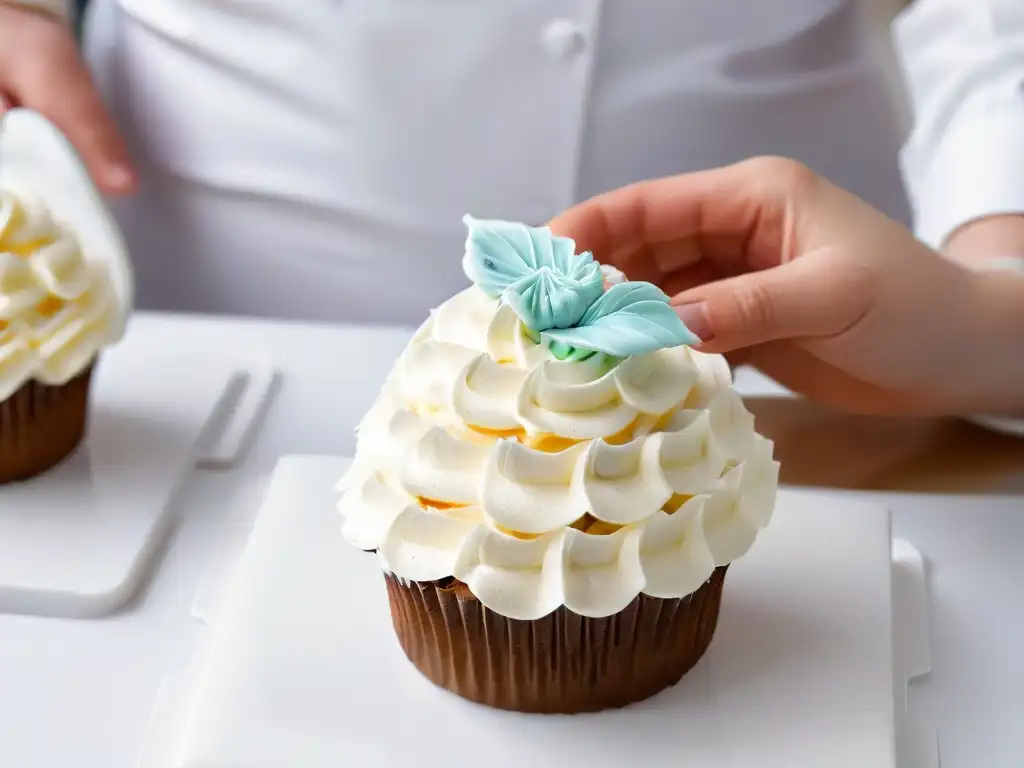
top-left (0, 321), bottom-right (277, 619)
top-left (141, 455), bottom-right (936, 768)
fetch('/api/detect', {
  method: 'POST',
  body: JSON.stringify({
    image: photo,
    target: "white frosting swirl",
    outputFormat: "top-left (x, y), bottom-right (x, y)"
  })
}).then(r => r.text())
top-left (0, 189), bottom-right (123, 400)
top-left (339, 286), bottom-right (779, 620)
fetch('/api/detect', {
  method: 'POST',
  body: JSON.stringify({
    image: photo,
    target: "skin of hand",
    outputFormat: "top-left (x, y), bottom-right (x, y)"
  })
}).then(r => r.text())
top-left (550, 157), bottom-right (1024, 417)
top-left (0, 4), bottom-right (136, 195)
top-left (945, 214), bottom-right (1024, 265)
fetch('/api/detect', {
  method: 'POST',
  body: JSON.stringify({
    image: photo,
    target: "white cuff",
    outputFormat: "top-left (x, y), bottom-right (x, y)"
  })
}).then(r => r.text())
top-left (967, 256), bottom-right (1024, 437)
top-left (1, 0), bottom-right (71, 21)
top-left (901, 113), bottom-right (1024, 250)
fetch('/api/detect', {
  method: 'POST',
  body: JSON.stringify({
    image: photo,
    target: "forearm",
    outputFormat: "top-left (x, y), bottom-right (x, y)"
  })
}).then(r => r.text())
top-left (0, 0), bottom-right (69, 20)
top-left (946, 215), bottom-right (1024, 266)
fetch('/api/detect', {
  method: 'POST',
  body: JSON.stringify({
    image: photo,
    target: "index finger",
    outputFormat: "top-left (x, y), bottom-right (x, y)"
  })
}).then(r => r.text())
top-left (548, 158), bottom-right (793, 263)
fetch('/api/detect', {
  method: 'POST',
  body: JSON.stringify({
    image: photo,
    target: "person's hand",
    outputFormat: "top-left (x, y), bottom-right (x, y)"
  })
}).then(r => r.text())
top-left (550, 157), bottom-right (1024, 417)
top-left (0, 5), bottom-right (135, 195)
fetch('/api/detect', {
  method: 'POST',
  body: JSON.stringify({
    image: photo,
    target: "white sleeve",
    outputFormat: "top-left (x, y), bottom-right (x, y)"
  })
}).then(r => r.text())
top-left (1, 0), bottom-right (71, 21)
top-left (967, 256), bottom-right (1024, 437)
top-left (895, 0), bottom-right (1024, 250)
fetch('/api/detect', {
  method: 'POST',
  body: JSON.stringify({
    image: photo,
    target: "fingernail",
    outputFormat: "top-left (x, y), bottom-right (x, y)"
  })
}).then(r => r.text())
top-left (675, 301), bottom-right (714, 343)
top-left (105, 164), bottom-right (136, 191)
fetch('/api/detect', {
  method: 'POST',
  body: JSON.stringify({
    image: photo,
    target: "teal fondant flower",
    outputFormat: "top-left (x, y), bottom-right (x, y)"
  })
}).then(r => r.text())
top-left (462, 216), bottom-right (699, 360)
top-left (543, 282), bottom-right (700, 359)
top-left (462, 215), bottom-right (603, 331)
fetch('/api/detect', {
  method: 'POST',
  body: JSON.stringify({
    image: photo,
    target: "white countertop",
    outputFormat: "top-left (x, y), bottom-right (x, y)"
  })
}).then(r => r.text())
top-left (1, 312), bottom-right (1022, 768)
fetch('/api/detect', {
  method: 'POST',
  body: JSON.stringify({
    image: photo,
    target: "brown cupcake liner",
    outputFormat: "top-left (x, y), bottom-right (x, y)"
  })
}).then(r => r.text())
top-left (0, 365), bottom-right (94, 484)
top-left (384, 565), bottom-right (728, 713)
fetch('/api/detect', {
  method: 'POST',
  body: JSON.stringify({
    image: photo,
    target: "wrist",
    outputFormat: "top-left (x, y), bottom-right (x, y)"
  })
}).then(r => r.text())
top-left (945, 214), bottom-right (1024, 267)
top-left (0, 0), bottom-right (70, 22)
top-left (957, 266), bottom-right (1024, 416)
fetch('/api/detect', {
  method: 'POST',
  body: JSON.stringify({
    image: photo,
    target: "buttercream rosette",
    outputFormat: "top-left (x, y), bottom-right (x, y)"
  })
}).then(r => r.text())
top-left (337, 217), bottom-right (779, 713)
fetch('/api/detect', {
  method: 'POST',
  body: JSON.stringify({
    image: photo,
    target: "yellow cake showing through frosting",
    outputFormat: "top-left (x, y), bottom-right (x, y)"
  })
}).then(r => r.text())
top-left (0, 189), bottom-right (122, 402)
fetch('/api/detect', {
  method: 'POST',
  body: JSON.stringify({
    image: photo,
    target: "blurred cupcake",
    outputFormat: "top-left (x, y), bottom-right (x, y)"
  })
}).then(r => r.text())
top-left (0, 110), bottom-right (132, 482)
top-left (338, 217), bottom-right (778, 713)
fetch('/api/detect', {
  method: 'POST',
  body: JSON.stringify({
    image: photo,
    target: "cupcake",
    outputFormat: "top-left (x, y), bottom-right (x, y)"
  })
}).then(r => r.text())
top-left (338, 216), bottom-right (778, 713)
top-left (0, 110), bottom-right (132, 483)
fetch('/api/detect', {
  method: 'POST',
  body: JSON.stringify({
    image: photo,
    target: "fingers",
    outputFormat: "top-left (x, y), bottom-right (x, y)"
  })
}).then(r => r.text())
top-left (28, 55), bottom-right (136, 195)
top-left (600, 238), bottom-right (708, 286)
top-left (671, 250), bottom-right (876, 352)
top-left (5, 21), bottom-right (136, 195)
top-left (550, 175), bottom-right (699, 260)
top-left (550, 157), bottom-right (815, 266)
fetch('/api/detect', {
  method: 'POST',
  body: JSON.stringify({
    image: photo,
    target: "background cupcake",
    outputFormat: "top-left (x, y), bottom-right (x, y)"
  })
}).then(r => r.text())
top-left (0, 110), bottom-right (132, 482)
top-left (339, 217), bottom-right (778, 713)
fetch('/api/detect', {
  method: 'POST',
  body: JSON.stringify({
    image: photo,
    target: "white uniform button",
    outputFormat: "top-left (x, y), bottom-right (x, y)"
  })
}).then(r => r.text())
top-left (542, 19), bottom-right (588, 60)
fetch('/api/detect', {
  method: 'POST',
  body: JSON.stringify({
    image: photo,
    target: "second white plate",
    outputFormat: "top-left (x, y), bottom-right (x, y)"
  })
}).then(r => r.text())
top-left (0, 321), bottom-right (276, 619)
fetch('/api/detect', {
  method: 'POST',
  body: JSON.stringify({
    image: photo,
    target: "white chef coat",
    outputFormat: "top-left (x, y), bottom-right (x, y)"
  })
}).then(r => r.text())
top-left (75, 0), bottom-right (915, 325)
top-left (0, 0), bottom-right (1016, 319)
top-left (10, 0), bottom-right (1024, 427)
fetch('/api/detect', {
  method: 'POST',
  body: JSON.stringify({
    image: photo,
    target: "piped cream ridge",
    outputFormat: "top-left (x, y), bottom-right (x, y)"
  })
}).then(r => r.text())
top-left (338, 285), bottom-right (779, 621)
top-left (0, 188), bottom-right (123, 401)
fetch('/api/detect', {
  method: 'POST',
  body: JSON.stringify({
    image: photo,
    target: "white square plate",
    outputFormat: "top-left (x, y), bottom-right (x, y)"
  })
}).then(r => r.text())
top-left (0, 322), bottom-right (277, 618)
top-left (165, 455), bottom-right (898, 768)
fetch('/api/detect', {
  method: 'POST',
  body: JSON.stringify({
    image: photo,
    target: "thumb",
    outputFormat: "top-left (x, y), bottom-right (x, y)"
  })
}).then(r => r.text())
top-left (671, 253), bottom-right (873, 353)
top-left (15, 40), bottom-right (136, 195)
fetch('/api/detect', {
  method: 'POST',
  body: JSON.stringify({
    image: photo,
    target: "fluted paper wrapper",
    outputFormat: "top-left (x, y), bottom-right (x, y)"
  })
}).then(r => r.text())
top-left (0, 365), bottom-right (94, 484)
top-left (385, 566), bottom-right (727, 713)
